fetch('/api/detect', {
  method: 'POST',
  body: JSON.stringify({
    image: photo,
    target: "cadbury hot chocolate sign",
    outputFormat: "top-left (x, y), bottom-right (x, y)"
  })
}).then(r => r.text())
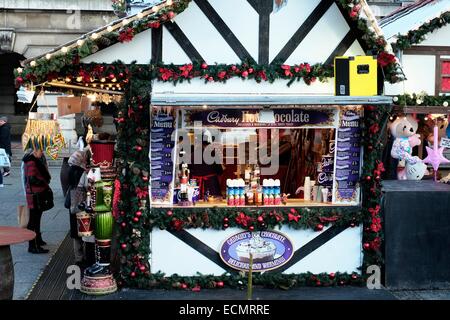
top-left (220, 230), bottom-right (294, 272)
top-left (186, 108), bottom-right (336, 128)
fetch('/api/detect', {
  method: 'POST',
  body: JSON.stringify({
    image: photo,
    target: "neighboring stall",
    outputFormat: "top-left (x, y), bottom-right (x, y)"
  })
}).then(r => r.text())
top-left (15, 0), bottom-right (400, 290)
top-left (380, 0), bottom-right (450, 179)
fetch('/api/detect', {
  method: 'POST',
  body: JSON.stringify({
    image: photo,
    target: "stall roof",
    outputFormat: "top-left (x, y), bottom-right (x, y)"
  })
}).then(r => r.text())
top-left (379, 0), bottom-right (450, 42)
top-left (151, 93), bottom-right (392, 105)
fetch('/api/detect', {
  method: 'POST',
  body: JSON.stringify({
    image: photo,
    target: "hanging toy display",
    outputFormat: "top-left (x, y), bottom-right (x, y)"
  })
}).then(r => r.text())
top-left (22, 112), bottom-right (66, 159)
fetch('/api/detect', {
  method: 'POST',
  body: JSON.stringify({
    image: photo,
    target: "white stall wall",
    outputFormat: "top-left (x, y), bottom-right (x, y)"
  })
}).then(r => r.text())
top-left (385, 54), bottom-right (436, 96)
top-left (81, 29), bottom-right (153, 64)
top-left (417, 24), bottom-right (450, 47)
top-left (150, 226), bottom-right (363, 276)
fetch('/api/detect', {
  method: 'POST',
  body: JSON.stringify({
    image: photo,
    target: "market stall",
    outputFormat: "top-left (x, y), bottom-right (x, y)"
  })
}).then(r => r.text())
top-left (15, 0), bottom-right (401, 291)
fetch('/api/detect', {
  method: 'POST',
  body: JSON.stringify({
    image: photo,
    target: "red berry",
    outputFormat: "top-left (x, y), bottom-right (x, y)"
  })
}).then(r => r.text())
top-left (120, 211), bottom-right (125, 216)
top-left (167, 210), bottom-right (173, 216)
top-left (121, 243), bottom-right (127, 249)
top-left (350, 222), bottom-right (355, 228)
top-left (257, 216), bottom-right (264, 223)
top-left (363, 243), bottom-right (370, 250)
top-left (249, 226), bottom-right (254, 231)
top-left (366, 176), bottom-right (371, 181)
top-left (208, 76), bottom-right (214, 82)
top-left (316, 224), bottom-right (324, 231)
top-left (223, 223), bottom-right (229, 229)
top-left (109, 73), bottom-right (115, 79)
top-left (248, 68), bottom-right (254, 74)
top-left (181, 283), bottom-right (188, 289)
top-left (316, 280), bottom-right (321, 286)
top-left (167, 11), bottom-right (175, 19)
top-left (133, 217), bottom-right (139, 222)
top-left (329, 273), bottom-right (335, 279)
top-left (139, 265), bottom-right (146, 271)
top-left (216, 281), bottom-right (224, 288)
top-left (121, 222), bottom-right (126, 227)
top-left (136, 211), bottom-right (142, 217)
top-left (223, 217), bottom-right (229, 223)
top-left (231, 65), bottom-right (237, 71)
top-left (351, 274), bottom-right (358, 280)
top-left (201, 63), bottom-right (208, 69)
top-left (241, 71), bottom-right (249, 78)
top-left (142, 176), bottom-right (149, 182)
top-left (130, 272), bottom-right (136, 277)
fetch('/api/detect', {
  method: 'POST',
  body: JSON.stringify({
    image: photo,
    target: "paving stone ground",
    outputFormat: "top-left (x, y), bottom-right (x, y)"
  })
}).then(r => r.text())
top-left (0, 166), bottom-right (69, 300)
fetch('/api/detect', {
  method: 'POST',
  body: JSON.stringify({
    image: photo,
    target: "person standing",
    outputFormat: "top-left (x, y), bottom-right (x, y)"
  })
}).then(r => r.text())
top-left (23, 149), bottom-right (52, 254)
top-left (0, 116), bottom-right (12, 177)
top-left (66, 150), bottom-right (88, 267)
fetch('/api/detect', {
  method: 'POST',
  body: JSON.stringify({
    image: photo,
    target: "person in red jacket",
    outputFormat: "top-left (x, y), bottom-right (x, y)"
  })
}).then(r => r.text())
top-left (23, 149), bottom-right (52, 254)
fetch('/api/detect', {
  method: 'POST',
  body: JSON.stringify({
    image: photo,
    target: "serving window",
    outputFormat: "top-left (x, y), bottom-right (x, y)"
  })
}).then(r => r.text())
top-left (149, 105), bottom-right (363, 208)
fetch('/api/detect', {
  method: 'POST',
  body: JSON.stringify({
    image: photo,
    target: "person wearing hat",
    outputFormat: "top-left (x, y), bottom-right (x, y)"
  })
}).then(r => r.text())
top-left (0, 116), bottom-right (12, 178)
top-left (23, 148), bottom-right (52, 253)
top-left (65, 150), bottom-right (89, 268)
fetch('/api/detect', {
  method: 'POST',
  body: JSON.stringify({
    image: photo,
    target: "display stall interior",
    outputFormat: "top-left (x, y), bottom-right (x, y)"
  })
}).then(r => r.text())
top-left (150, 105), bottom-right (363, 208)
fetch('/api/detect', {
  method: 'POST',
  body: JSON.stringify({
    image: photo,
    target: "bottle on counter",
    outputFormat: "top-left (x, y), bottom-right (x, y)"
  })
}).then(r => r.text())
top-left (304, 176), bottom-right (311, 201)
top-left (256, 185), bottom-right (263, 206)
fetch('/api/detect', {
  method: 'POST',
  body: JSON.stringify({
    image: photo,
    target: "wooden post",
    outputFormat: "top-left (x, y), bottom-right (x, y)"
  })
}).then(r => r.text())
top-left (247, 253), bottom-right (253, 300)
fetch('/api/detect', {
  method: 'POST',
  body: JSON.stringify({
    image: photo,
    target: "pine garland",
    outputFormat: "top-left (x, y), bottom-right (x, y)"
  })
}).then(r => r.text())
top-left (395, 11), bottom-right (450, 51)
top-left (394, 93), bottom-right (450, 107)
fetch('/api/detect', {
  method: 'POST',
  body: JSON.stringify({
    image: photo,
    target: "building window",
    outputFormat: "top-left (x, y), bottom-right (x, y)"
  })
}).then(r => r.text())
top-left (440, 60), bottom-right (450, 93)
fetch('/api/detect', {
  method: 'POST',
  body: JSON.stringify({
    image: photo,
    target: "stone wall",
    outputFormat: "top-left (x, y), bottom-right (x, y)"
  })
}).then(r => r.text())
top-left (3, 0), bottom-right (116, 58)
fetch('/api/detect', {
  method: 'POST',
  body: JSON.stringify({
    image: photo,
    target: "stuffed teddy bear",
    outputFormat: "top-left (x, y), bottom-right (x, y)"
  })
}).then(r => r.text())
top-left (390, 115), bottom-right (423, 179)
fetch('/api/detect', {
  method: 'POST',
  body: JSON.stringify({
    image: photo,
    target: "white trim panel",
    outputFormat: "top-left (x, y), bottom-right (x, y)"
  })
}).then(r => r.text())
top-left (285, 3), bottom-right (350, 65)
top-left (269, 0), bottom-right (322, 63)
top-left (81, 29), bottom-right (152, 64)
top-left (150, 226), bottom-right (362, 276)
top-left (173, 1), bottom-right (240, 64)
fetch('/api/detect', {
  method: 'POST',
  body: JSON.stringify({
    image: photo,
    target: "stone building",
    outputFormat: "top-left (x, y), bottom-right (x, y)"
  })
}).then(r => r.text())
top-left (0, 0), bottom-right (115, 136)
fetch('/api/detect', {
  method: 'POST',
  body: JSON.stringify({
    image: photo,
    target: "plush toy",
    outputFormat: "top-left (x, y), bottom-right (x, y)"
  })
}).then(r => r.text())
top-left (398, 161), bottom-right (429, 180)
top-left (390, 115), bottom-right (422, 166)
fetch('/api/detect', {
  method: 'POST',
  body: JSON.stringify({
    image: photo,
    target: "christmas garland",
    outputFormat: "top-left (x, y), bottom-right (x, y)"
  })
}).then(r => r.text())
top-left (14, 0), bottom-right (403, 86)
top-left (394, 11), bottom-right (450, 51)
top-left (142, 207), bottom-right (362, 231)
top-left (134, 271), bottom-right (364, 290)
top-left (360, 105), bottom-right (390, 268)
top-left (394, 93), bottom-right (450, 107)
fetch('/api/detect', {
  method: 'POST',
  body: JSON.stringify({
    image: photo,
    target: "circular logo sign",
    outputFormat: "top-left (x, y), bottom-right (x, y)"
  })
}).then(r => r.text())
top-left (219, 230), bottom-right (294, 272)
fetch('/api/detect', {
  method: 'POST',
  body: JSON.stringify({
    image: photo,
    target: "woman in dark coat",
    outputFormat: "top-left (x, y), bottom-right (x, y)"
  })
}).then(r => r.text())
top-left (23, 149), bottom-right (52, 254)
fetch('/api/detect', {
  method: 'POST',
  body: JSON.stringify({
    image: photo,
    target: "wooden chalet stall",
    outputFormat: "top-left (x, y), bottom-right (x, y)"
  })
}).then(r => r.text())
top-left (16, 0), bottom-right (399, 289)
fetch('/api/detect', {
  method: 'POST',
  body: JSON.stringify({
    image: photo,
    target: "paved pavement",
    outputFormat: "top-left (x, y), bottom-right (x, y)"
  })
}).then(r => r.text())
top-left (0, 165), bottom-right (69, 300)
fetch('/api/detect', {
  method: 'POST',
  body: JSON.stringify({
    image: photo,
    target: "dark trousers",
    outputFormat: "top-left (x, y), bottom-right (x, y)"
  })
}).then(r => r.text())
top-left (27, 208), bottom-right (43, 247)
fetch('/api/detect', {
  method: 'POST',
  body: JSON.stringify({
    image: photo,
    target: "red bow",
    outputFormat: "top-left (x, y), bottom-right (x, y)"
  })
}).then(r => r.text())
top-left (288, 213), bottom-right (300, 222)
top-left (235, 212), bottom-right (251, 227)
